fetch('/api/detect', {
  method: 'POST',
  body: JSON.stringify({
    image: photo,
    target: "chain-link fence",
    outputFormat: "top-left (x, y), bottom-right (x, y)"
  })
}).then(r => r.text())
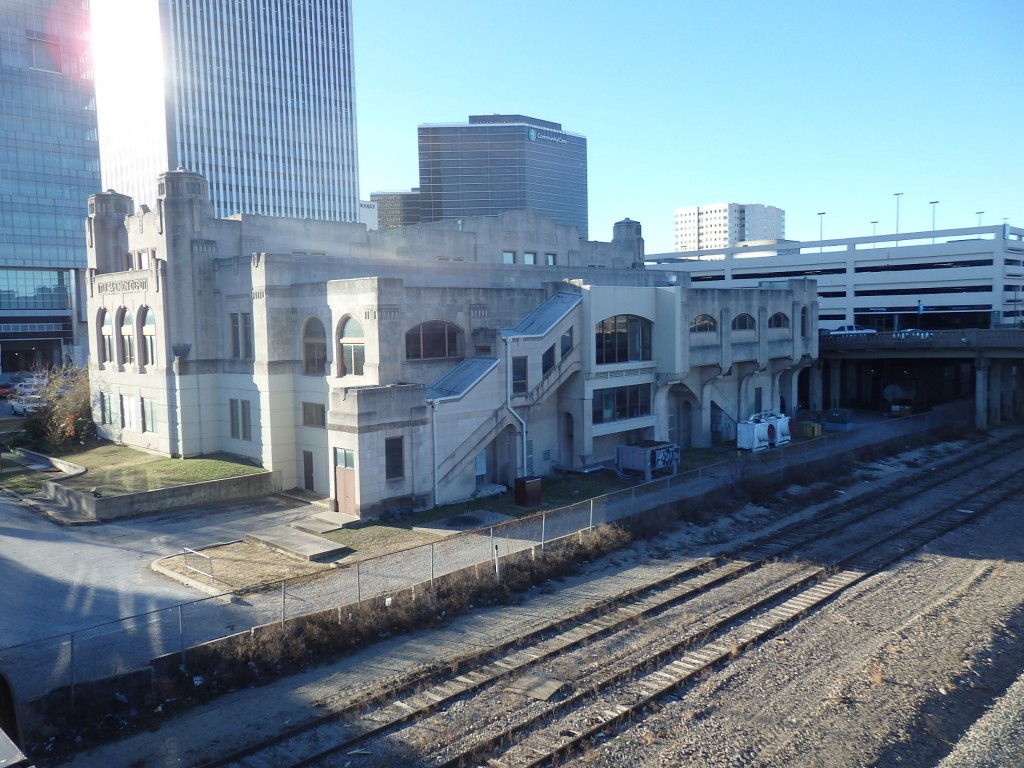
top-left (0, 403), bottom-right (973, 707)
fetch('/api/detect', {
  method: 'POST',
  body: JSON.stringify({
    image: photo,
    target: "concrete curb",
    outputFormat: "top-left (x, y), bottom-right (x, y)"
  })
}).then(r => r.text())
top-left (150, 542), bottom-right (245, 598)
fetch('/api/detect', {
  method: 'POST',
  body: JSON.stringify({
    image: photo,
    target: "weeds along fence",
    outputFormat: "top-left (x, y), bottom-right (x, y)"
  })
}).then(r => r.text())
top-left (0, 403), bottom-right (974, 710)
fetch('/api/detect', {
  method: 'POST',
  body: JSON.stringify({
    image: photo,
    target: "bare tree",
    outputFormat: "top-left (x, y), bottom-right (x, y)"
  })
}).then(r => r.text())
top-left (30, 367), bottom-right (95, 452)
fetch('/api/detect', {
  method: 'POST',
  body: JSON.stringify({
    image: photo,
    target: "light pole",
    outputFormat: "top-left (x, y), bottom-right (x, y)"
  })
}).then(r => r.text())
top-left (871, 220), bottom-right (878, 248)
top-left (976, 211), bottom-right (984, 227)
top-left (818, 212), bottom-right (826, 252)
top-left (929, 200), bottom-right (939, 243)
top-left (894, 192), bottom-right (903, 242)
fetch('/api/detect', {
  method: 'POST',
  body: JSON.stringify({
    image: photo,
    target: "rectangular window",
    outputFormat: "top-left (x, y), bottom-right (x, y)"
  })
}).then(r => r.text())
top-left (542, 344), bottom-right (555, 375)
top-left (141, 397), bottom-right (157, 433)
top-left (229, 398), bottom-right (252, 440)
top-left (385, 437), bottom-right (404, 480)
top-left (241, 313), bottom-right (253, 358)
top-left (301, 401), bottom-right (326, 428)
top-left (560, 327), bottom-right (573, 359)
top-left (28, 38), bottom-right (61, 73)
top-left (100, 392), bottom-right (114, 425)
top-left (502, 251), bottom-right (515, 264)
top-left (545, 253), bottom-right (556, 266)
top-left (523, 251), bottom-right (536, 265)
top-left (512, 356), bottom-right (528, 395)
top-left (591, 384), bottom-right (652, 425)
top-left (120, 394), bottom-right (136, 430)
top-left (334, 447), bottom-right (355, 469)
top-left (230, 312), bottom-right (253, 359)
top-left (230, 313), bottom-right (240, 358)
top-left (342, 343), bottom-right (365, 376)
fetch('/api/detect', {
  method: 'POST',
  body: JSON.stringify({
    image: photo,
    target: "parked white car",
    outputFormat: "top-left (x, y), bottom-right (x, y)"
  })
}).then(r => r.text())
top-left (10, 395), bottom-right (47, 416)
top-left (829, 325), bottom-right (877, 335)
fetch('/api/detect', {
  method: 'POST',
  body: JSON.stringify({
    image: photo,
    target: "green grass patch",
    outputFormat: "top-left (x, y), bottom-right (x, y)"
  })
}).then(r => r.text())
top-left (53, 443), bottom-right (264, 495)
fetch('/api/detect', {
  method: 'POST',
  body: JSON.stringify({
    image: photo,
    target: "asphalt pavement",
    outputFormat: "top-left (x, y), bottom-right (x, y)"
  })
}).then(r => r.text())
top-left (0, 491), bottom-right (316, 649)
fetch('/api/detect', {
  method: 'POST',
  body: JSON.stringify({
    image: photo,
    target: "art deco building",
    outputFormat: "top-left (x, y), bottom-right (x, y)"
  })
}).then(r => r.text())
top-left (84, 171), bottom-right (816, 518)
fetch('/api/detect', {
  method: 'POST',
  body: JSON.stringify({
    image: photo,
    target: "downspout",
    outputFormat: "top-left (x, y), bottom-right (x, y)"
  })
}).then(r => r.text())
top-left (503, 335), bottom-right (528, 476)
top-left (429, 398), bottom-right (439, 507)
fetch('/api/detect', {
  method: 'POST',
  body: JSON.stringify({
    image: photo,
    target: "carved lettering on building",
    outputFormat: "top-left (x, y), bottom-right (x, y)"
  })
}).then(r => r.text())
top-left (97, 278), bottom-right (148, 294)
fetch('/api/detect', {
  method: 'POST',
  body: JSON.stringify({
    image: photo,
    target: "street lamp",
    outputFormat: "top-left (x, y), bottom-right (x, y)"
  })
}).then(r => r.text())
top-left (976, 211), bottom-right (984, 227)
top-left (894, 192), bottom-right (903, 241)
top-left (929, 200), bottom-right (939, 243)
top-left (818, 212), bottom-right (826, 251)
top-left (871, 220), bottom-right (878, 248)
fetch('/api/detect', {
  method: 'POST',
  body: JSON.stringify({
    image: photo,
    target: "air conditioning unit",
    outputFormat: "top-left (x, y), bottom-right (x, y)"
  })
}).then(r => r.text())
top-left (616, 441), bottom-right (680, 481)
top-left (737, 412), bottom-right (791, 451)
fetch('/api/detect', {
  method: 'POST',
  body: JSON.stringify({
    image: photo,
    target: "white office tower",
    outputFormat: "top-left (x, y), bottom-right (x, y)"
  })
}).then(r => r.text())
top-left (91, 0), bottom-right (359, 221)
top-left (674, 203), bottom-right (785, 251)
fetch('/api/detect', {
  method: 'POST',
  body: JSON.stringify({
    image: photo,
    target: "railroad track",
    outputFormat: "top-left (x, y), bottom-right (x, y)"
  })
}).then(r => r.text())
top-left (196, 433), bottom-right (1024, 768)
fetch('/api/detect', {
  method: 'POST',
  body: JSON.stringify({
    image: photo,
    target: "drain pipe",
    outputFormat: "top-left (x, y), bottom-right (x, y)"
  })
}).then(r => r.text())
top-left (503, 335), bottom-right (528, 476)
top-left (429, 398), bottom-right (439, 507)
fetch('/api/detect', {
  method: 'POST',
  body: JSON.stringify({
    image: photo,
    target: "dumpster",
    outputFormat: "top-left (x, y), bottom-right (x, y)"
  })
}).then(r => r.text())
top-left (514, 475), bottom-right (541, 506)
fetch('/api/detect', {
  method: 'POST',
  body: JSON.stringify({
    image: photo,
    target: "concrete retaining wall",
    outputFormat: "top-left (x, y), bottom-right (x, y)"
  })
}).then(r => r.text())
top-left (39, 471), bottom-right (274, 521)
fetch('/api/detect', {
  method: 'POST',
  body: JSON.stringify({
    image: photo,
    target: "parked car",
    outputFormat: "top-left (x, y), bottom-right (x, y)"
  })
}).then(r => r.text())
top-left (13, 381), bottom-right (43, 396)
top-left (829, 325), bottom-right (877, 335)
top-left (0, 383), bottom-right (14, 399)
top-left (893, 328), bottom-right (933, 340)
top-left (10, 394), bottom-right (48, 416)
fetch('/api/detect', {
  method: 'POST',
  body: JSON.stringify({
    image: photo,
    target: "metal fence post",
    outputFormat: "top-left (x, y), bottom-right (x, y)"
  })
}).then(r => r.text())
top-left (357, 562), bottom-right (361, 603)
top-left (541, 512), bottom-right (546, 550)
top-left (589, 498), bottom-right (594, 530)
top-left (178, 604), bottom-right (185, 671)
top-left (281, 581), bottom-right (286, 631)
top-left (430, 542), bottom-right (435, 594)
top-left (69, 633), bottom-right (75, 714)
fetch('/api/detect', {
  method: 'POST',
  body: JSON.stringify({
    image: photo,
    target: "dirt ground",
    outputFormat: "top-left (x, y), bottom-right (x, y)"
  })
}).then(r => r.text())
top-left (156, 540), bottom-right (327, 590)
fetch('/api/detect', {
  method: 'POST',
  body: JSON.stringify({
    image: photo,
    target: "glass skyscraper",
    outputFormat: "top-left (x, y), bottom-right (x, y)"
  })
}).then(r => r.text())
top-left (0, 0), bottom-right (99, 371)
top-left (91, 0), bottom-right (359, 222)
top-left (418, 115), bottom-right (588, 239)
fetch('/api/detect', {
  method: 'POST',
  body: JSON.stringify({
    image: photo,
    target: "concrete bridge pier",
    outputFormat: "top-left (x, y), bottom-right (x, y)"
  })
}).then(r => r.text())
top-left (975, 358), bottom-right (990, 429)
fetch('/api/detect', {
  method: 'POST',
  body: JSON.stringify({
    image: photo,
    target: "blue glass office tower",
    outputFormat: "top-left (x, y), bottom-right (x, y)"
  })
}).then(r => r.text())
top-left (418, 115), bottom-right (588, 239)
top-left (0, 0), bottom-right (99, 372)
top-left (91, 0), bottom-right (359, 222)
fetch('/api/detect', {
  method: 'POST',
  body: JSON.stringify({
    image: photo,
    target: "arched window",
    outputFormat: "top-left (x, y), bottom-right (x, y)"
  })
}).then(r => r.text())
top-left (140, 307), bottom-right (157, 367)
top-left (801, 307), bottom-right (809, 336)
top-left (337, 316), bottom-right (365, 377)
top-left (595, 314), bottom-right (652, 364)
top-left (99, 309), bottom-right (114, 364)
top-left (303, 317), bottom-right (327, 374)
top-left (690, 314), bottom-right (717, 333)
top-left (119, 309), bottom-right (134, 364)
top-left (405, 321), bottom-right (464, 360)
top-left (768, 312), bottom-right (790, 329)
top-left (732, 313), bottom-right (756, 331)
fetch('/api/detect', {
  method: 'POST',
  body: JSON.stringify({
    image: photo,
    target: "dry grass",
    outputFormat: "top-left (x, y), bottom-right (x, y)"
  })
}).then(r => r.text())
top-left (158, 540), bottom-right (326, 589)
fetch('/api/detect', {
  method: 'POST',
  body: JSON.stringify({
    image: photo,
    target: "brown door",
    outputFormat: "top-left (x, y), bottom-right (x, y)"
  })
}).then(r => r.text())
top-left (335, 466), bottom-right (355, 516)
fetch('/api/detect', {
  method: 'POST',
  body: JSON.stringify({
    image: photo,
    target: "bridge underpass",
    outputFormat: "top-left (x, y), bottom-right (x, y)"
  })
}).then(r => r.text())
top-left (806, 329), bottom-right (1024, 429)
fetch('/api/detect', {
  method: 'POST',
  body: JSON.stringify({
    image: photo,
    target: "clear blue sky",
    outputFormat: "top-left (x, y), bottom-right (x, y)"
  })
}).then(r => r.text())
top-left (353, 0), bottom-right (1023, 253)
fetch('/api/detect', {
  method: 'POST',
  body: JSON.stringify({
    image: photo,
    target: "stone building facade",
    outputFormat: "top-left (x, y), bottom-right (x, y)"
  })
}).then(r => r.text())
top-left (85, 171), bottom-right (817, 518)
